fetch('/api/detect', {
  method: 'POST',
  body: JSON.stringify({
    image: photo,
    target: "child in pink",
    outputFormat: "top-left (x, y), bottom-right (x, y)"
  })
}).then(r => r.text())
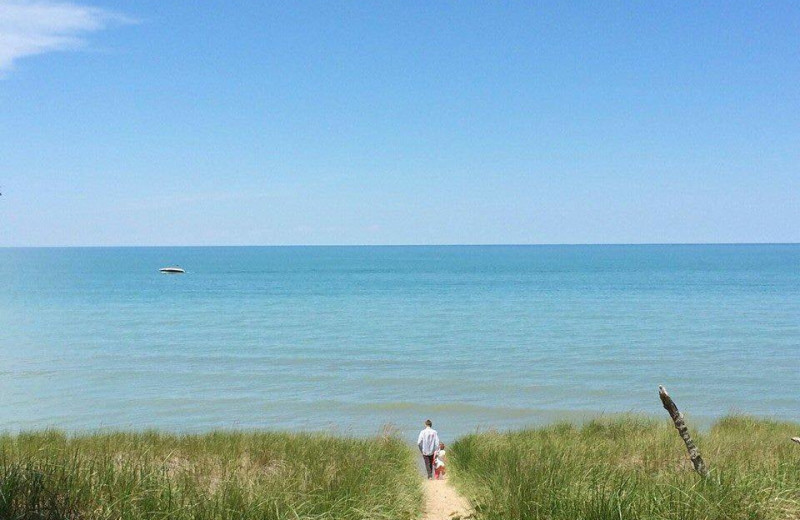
top-left (433, 442), bottom-right (447, 479)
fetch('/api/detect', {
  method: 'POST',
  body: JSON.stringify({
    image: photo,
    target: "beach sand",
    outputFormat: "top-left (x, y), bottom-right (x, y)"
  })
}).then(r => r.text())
top-left (422, 478), bottom-right (472, 520)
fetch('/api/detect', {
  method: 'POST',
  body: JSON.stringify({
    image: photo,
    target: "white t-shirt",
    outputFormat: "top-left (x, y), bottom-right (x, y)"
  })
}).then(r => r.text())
top-left (434, 449), bottom-right (446, 468)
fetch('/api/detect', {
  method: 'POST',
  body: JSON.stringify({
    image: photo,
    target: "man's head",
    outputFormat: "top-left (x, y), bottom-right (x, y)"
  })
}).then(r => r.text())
top-left (425, 419), bottom-right (432, 427)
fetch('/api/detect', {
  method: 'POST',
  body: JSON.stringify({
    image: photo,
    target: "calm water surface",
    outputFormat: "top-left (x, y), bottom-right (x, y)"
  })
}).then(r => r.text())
top-left (1, 245), bottom-right (798, 440)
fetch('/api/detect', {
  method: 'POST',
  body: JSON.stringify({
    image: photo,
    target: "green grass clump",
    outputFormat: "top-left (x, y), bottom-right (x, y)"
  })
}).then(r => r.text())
top-left (0, 430), bottom-right (422, 520)
top-left (451, 415), bottom-right (800, 520)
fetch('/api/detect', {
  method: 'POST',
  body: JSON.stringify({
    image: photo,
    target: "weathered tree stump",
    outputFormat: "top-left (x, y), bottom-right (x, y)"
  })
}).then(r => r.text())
top-left (658, 385), bottom-right (709, 478)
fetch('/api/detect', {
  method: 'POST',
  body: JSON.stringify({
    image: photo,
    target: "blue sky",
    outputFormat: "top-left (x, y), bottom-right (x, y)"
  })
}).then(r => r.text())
top-left (1, 1), bottom-right (798, 246)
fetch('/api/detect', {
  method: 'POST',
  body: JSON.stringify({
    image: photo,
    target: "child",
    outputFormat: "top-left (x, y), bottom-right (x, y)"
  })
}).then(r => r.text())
top-left (433, 442), bottom-right (447, 479)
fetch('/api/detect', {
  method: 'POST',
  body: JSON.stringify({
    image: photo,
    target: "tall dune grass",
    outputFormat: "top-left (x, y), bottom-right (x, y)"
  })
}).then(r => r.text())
top-left (451, 415), bottom-right (800, 520)
top-left (0, 430), bottom-right (422, 520)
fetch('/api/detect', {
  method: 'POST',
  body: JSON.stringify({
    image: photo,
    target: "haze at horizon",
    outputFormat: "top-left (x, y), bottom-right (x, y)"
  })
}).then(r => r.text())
top-left (1, 2), bottom-right (798, 246)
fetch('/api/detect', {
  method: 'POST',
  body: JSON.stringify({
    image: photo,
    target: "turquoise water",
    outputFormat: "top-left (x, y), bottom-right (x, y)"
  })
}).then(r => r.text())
top-left (1, 245), bottom-right (798, 440)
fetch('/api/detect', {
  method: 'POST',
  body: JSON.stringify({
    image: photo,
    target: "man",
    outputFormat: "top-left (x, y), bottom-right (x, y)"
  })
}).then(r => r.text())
top-left (417, 419), bottom-right (440, 479)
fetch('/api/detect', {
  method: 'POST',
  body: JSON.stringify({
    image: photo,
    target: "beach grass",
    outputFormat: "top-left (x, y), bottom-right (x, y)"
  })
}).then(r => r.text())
top-left (451, 415), bottom-right (800, 520)
top-left (0, 429), bottom-right (422, 520)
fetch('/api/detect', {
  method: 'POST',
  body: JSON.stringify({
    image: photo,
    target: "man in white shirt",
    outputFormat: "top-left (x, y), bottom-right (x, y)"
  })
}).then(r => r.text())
top-left (417, 419), bottom-right (440, 479)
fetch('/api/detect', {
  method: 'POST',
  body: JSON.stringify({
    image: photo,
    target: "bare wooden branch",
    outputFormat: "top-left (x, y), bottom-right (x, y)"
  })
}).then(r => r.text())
top-left (658, 385), bottom-right (709, 478)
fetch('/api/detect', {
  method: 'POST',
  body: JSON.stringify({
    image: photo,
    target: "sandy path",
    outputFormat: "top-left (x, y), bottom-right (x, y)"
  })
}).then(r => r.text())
top-left (421, 478), bottom-right (473, 520)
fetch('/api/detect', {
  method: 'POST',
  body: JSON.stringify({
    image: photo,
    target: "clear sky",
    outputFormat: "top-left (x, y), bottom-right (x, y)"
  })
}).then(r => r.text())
top-left (1, 1), bottom-right (798, 246)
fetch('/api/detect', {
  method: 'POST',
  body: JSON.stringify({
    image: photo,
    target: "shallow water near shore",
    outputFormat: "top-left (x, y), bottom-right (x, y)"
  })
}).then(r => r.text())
top-left (1, 245), bottom-right (798, 441)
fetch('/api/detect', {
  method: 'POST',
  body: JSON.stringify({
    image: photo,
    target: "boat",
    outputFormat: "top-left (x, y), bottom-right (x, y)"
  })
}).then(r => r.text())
top-left (159, 266), bottom-right (185, 274)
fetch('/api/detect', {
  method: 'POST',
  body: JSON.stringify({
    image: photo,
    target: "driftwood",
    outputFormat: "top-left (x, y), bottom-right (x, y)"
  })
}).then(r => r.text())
top-left (658, 385), bottom-right (709, 478)
top-left (791, 437), bottom-right (800, 445)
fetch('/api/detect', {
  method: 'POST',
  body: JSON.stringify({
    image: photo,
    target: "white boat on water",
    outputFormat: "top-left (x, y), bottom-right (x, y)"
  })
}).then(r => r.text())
top-left (159, 266), bottom-right (185, 274)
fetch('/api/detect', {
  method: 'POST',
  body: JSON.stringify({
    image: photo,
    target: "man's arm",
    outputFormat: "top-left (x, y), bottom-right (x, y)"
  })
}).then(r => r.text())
top-left (417, 431), bottom-right (424, 452)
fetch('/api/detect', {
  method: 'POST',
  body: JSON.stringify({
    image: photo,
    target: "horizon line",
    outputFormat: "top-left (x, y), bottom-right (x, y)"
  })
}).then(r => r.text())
top-left (1, 242), bottom-right (799, 249)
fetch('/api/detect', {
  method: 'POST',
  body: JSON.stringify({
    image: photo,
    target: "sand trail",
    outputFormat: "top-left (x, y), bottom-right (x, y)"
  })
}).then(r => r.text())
top-left (421, 478), bottom-right (472, 520)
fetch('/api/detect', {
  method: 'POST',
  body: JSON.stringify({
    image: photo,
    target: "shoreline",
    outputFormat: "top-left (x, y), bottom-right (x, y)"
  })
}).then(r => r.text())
top-left (2, 409), bottom-right (784, 440)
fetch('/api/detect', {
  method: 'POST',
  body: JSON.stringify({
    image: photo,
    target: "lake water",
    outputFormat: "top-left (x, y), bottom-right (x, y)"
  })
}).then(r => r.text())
top-left (1, 245), bottom-right (798, 441)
